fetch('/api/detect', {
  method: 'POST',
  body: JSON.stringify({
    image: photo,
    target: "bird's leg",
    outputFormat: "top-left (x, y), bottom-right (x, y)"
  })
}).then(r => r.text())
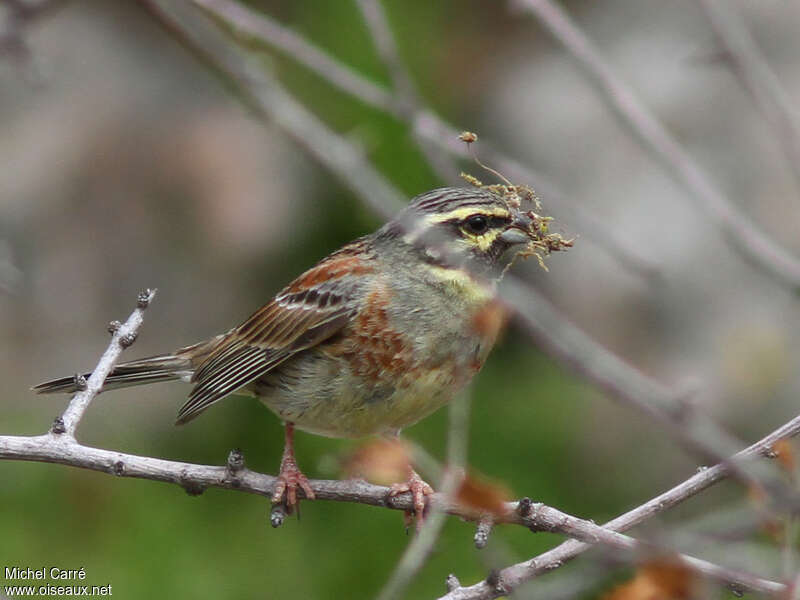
top-left (388, 466), bottom-right (434, 531)
top-left (272, 422), bottom-right (315, 510)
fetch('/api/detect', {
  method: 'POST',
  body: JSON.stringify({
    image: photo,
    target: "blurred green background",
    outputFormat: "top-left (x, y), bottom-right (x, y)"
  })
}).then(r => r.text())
top-left (2, 0), bottom-right (799, 598)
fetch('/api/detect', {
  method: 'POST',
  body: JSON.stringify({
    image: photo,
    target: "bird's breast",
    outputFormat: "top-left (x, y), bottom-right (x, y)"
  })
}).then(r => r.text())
top-left (255, 272), bottom-right (507, 438)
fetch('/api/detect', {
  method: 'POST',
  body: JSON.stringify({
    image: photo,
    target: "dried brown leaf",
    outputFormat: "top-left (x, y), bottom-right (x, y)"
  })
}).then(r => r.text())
top-left (343, 439), bottom-right (411, 486)
top-left (602, 560), bottom-right (696, 600)
top-left (454, 472), bottom-right (511, 518)
top-left (773, 438), bottom-right (796, 474)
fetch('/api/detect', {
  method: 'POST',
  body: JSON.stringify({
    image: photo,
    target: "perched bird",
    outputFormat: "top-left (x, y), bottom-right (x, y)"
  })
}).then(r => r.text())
top-left (34, 186), bottom-right (565, 520)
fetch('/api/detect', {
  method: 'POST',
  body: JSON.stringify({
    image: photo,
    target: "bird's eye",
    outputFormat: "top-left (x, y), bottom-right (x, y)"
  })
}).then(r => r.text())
top-left (463, 215), bottom-right (489, 235)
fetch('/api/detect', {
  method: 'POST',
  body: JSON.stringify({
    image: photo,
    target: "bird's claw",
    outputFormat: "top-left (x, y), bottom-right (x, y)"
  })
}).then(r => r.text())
top-left (388, 470), bottom-right (434, 531)
top-left (272, 457), bottom-right (315, 511)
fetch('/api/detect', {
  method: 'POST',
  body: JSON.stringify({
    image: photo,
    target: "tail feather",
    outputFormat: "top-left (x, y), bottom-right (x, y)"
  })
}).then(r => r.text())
top-left (32, 353), bottom-right (193, 395)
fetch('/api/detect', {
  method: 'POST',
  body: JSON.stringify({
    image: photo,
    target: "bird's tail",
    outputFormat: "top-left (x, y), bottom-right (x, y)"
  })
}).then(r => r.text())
top-left (31, 337), bottom-right (224, 395)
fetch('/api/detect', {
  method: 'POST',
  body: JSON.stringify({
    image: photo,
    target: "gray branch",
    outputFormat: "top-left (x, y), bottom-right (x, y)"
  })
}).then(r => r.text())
top-left (354, 0), bottom-right (417, 109)
top-left (353, 0), bottom-right (460, 184)
top-left (698, 0), bottom-right (800, 197)
top-left (58, 289), bottom-right (156, 438)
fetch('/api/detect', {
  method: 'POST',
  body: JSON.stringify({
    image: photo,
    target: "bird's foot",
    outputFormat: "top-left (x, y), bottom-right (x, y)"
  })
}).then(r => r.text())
top-left (388, 469), bottom-right (434, 531)
top-left (272, 455), bottom-right (315, 511)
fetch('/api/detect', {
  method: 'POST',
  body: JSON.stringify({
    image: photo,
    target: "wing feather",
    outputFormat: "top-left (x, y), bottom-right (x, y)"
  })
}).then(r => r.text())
top-left (175, 244), bottom-right (372, 424)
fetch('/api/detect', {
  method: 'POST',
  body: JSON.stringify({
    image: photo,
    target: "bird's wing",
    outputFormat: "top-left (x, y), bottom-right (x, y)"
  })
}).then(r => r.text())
top-left (175, 241), bottom-right (373, 424)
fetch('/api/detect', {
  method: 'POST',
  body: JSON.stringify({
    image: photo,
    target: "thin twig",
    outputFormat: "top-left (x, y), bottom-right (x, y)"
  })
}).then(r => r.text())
top-left (58, 289), bottom-right (156, 437)
top-left (784, 515), bottom-right (797, 581)
top-left (353, 0), bottom-right (460, 184)
top-left (354, 0), bottom-right (416, 110)
top-left (439, 413), bottom-right (800, 599)
top-left (512, 0), bottom-right (800, 290)
top-left (698, 0), bottom-right (800, 197)
top-left (0, 431), bottom-right (785, 596)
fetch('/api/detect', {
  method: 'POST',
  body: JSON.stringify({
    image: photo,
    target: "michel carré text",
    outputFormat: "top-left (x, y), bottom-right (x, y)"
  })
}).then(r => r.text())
top-left (4, 566), bottom-right (86, 580)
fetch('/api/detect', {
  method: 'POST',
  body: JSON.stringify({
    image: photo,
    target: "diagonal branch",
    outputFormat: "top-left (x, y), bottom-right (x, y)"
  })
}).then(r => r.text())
top-left (57, 289), bottom-right (156, 437)
top-left (698, 0), bottom-right (800, 197)
top-left (354, 0), bottom-right (417, 109)
top-left (353, 0), bottom-right (460, 184)
top-left (512, 0), bottom-right (800, 290)
top-left (198, 0), bottom-right (394, 110)
top-left (193, 0), bottom-right (393, 112)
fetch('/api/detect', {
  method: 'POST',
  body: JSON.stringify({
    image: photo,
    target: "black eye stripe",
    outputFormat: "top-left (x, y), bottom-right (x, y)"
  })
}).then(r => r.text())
top-left (443, 215), bottom-right (512, 230)
top-left (488, 216), bottom-right (512, 228)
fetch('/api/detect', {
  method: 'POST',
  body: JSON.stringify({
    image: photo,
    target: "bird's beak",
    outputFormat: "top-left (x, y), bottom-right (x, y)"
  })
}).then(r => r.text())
top-left (498, 214), bottom-right (533, 245)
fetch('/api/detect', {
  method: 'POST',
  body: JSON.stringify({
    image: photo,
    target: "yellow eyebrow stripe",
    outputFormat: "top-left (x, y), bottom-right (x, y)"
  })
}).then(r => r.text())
top-left (424, 207), bottom-right (511, 224)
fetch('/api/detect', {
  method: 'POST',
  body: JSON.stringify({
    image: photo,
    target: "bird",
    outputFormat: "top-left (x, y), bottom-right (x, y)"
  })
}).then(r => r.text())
top-left (33, 186), bottom-right (566, 521)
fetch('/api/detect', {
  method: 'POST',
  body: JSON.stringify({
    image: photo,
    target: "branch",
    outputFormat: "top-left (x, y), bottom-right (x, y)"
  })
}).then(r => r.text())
top-left (698, 0), bottom-right (800, 197)
top-left (353, 0), bottom-right (460, 184)
top-left (353, 0), bottom-right (416, 109)
top-left (58, 289), bottom-right (156, 437)
top-left (512, 0), bottom-right (800, 290)
top-left (0, 431), bottom-right (785, 596)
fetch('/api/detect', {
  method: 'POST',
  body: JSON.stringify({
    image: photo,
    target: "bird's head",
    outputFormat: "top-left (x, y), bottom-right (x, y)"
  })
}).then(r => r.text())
top-left (381, 186), bottom-right (570, 281)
